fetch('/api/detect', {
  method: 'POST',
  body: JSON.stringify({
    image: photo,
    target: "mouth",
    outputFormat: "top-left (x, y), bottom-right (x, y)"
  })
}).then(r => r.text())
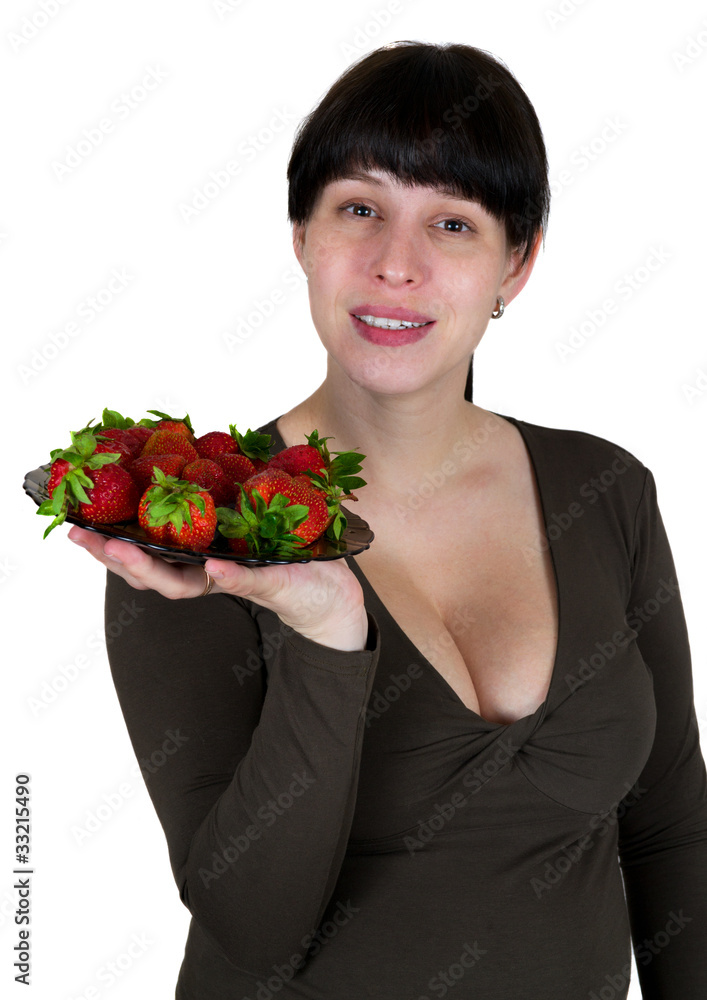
top-left (350, 304), bottom-right (436, 326)
top-left (350, 312), bottom-right (435, 345)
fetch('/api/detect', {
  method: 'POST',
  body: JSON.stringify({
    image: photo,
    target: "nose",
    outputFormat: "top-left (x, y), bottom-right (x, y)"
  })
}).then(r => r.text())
top-left (368, 217), bottom-right (425, 287)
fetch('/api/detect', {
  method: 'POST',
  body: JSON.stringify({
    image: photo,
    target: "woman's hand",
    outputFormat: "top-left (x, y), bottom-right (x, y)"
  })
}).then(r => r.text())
top-left (67, 525), bottom-right (368, 651)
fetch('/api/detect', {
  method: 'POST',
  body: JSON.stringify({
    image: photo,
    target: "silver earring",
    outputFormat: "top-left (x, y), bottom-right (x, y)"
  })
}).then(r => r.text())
top-left (491, 296), bottom-right (505, 319)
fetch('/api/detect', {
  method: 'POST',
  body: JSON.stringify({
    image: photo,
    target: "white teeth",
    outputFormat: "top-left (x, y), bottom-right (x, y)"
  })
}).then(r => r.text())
top-left (354, 314), bottom-right (430, 329)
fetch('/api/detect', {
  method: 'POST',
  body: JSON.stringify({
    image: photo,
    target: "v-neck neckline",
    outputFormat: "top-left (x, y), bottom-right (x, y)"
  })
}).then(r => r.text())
top-left (264, 411), bottom-right (563, 730)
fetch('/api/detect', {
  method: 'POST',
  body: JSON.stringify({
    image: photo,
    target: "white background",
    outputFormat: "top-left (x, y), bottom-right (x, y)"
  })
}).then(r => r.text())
top-left (2, 0), bottom-right (706, 997)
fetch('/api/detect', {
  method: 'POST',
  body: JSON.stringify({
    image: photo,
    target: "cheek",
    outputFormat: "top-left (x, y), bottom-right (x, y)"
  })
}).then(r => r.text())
top-left (307, 247), bottom-right (360, 309)
top-left (441, 254), bottom-right (496, 292)
top-left (461, 254), bottom-right (507, 302)
top-left (311, 238), bottom-right (367, 278)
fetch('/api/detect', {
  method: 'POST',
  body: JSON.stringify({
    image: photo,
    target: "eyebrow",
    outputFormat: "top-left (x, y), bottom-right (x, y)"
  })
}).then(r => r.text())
top-left (337, 170), bottom-right (472, 202)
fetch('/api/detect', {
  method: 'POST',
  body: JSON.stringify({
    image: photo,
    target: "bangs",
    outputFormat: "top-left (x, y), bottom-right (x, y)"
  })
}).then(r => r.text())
top-left (287, 42), bottom-right (549, 264)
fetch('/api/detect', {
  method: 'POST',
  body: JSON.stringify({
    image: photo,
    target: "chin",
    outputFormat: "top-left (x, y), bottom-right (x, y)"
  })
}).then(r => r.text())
top-left (341, 357), bottom-right (434, 396)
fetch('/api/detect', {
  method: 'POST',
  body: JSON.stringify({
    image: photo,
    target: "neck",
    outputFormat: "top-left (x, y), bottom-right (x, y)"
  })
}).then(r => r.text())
top-left (283, 363), bottom-right (509, 508)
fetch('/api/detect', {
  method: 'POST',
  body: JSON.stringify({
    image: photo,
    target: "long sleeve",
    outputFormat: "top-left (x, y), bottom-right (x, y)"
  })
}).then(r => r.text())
top-left (617, 467), bottom-right (707, 997)
top-left (103, 569), bottom-right (381, 977)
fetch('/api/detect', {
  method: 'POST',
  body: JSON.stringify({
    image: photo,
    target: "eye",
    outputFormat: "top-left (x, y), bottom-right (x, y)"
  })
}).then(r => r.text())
top-left (434, 218), bottom-right (472, 233)
top-left (340, 202), bottom-right (378, 218)
top-left (339, 203), bottom-right (474, 232)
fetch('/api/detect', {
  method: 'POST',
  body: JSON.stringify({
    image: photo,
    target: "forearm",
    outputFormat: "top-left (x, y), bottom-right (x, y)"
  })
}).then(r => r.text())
top-left (104, 572), bottom-right (380, 975)
top-left (622, 838), bottom-right (707, 997)
top-left (177, 609), bottom-right (379, 970)
top-left (618, 467), bottom-right (707, 996)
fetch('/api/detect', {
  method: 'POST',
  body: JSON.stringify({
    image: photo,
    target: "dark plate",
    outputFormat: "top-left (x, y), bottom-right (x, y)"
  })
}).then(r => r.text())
top-left (23, 464), bottom-right (374, 566)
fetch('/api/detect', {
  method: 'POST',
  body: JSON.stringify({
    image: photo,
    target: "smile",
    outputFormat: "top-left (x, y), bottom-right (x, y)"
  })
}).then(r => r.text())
top-left (350, 313), bottom-right (435, 346)
top-left (353, 314), bottom-right (433, 330)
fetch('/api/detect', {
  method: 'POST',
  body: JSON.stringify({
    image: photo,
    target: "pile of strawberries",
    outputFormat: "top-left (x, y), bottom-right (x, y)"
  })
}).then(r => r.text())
top-left (37, 409), bottom-right (366, 558)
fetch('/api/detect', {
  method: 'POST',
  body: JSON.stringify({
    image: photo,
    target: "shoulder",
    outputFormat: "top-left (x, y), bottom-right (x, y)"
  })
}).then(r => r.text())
top-left (504, 413), bottom-right (651, 518)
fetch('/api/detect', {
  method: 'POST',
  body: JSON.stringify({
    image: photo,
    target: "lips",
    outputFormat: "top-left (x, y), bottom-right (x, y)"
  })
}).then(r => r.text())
top-left (350, 313), bottom-right (434, 346)
top-left (350, 304), bottom-right (435, 324)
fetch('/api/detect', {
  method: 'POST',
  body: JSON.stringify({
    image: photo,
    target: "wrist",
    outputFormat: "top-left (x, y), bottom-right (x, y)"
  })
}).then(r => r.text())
top-left (296, 606), bottom-right (368, 652)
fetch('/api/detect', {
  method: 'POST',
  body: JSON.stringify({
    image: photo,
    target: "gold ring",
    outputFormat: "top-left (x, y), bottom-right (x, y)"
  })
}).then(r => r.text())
top-left (200, 568), bottom-right (214, 597)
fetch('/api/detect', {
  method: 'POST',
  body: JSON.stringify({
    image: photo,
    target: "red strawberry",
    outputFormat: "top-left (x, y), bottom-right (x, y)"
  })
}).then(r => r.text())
top-left (70, 416), bottom-right (135, 466)
top-left (216, 470), bottom-right (331, 558)
top-left (225, 537), bottom-right (250, 555)
top-left (286, 429), bottom-right (368, 542)
top-left (216, 452), bottom-right (257, 486)
top-left (76, 410), bottom-right (154, 456)
top-left (138, 469), bottom-right (217, 551)
top-left (268, 444), bottom-right (326, 478)
top-left (182, 459), bottom-right (233, 507)
top-left (292, 474), bottom-right (327, 500)
top-left (129, 454), bottom-right (187, 494)
top-left (47, 458), bottom-right (73, 497)
top-left (39, 431), bottom-right (136, 537)
top-left (140, 430), bottom-right (199, 463)
top-left (237, 468), bottom-right (293, 511)
top-left (156, 420), bottom-right (195, 442)
top-left (280, 478), bottom-right (331, 545)
top-left (123, 425), bottom-right (155, 450)
top-left (145, 409), bottom-right (196, 443)
top-left (195, 430), bottom-right (239, 462)
top-left (94, 437), bottom-right (134, 469)
top-left (96, 427), bottom-right (142, 460)
top-left (75, 464), bottom-right (140, 523)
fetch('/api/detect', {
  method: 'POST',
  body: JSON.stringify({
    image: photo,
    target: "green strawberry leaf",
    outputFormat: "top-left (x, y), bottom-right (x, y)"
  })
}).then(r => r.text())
top-left (190, 493), bottom-right (206, 517)
top-left (230, 425), bottom-right (272, 463)
top-left (87, 452), bottom-right (123, 469)
top-left (270, 536), bottom-right (314, 558)
top-left (259, 512), bottom-right (282, 539)
top-left (100, 409), bottom-right (135, 430)
top-left (304, 429), bottom-right (333, 466)
top-left (41, 510), bottom-right (67, 539)
top-left (68, 475), bottom-right (93, 506)
top-left (326, 509), bottom-right (348, 541)
top-left (251, 488), bottom-right (269, 519)
top-left (51, 479), bottom-right (67, 516)
top-left (219, 486), bottom-right (314, 556)
top-left (221, 524), bottom-right (250, 540)
top-left (330, 451), bottom-right (366, 474)
top-left (171, 507), bottom-right (185, 534)
top-left (151, 466), bottom-right (170, 488)
top-left (146, 498), bottom-right (177, 520)
top-left (72, 418), bottom-right (98, 436)
top-left (338, 475), bottom-right (367, 491)
top-left (215, 506), bottom-right (239, 522)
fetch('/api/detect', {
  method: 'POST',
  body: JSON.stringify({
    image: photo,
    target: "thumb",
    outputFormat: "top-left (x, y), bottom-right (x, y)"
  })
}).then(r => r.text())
top-left (203, 557), bottom-right (284, 605)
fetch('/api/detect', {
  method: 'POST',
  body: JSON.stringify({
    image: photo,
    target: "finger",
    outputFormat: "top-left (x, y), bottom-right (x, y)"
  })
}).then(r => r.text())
top-left (101, 538), bottom-right (207, 599)
top-left (67, 526), bottom-right (136, 568)
top-left (67, 527), bottom-right (155, 591)
top-left (67, 526), bottom-right (205, 599)
top-left (203, 556), bottom-right (285, 606)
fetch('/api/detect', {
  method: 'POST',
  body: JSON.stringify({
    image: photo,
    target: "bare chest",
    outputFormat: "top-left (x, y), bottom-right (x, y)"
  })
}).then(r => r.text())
top-left (349, 475), bottom-right (559, 726)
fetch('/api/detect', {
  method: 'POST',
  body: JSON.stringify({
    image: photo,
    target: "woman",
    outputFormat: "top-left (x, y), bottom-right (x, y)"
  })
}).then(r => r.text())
top-left (67, 41), bottom-right (707, 998)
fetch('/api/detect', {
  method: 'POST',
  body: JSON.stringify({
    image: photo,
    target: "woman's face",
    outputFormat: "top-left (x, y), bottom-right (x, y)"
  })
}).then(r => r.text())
top-left (292, 167), bottom-right (537, 398)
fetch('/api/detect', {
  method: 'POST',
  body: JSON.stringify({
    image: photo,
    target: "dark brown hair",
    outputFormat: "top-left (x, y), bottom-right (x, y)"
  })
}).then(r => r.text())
top-left (286, 41), bottom-right (550, 401)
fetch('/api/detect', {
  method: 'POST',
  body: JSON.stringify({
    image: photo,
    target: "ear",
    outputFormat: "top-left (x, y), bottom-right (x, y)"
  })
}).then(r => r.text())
top-left (292, 222), bottom-right (306, 273)
top-left (499, 230), bottom-right (543, 307)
